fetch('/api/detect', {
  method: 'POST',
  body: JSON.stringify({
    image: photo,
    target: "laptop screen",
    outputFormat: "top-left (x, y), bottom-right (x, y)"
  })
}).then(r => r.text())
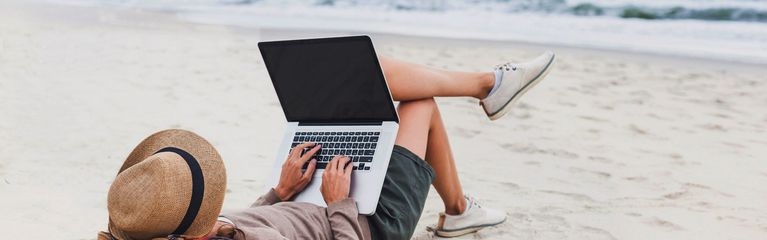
top-left (259, 36), bottom-right (398, 123)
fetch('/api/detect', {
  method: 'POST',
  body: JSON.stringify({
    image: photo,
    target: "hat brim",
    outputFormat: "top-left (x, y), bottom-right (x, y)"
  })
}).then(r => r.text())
top-left (109, 129), bottom-right (226, 239)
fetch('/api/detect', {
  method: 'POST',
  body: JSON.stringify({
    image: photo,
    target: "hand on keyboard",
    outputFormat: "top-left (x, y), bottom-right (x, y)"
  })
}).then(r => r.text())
top-left (320, 155), bottom-right (353, 205)
top-left (293, 131), bottom-right (380, 171)
top-left (274, 142), bottom-right (320, 201)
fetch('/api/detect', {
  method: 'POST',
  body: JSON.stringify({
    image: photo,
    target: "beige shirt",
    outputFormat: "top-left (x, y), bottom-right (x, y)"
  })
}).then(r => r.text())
top-left (220, 189), bottom-right (372, 240)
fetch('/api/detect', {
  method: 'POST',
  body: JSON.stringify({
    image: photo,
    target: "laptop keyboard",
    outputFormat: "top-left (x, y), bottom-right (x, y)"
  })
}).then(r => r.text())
top-left (292, 131), bottom-right (380, 171)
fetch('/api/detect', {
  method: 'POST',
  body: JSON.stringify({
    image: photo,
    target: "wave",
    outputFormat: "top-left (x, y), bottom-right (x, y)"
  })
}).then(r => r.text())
top-left (46, 0), bottom-right (767, 64)
top-left (225, 0), bottom-right (767, 23)
top-left (63, 0), bottom-right (767, 23)
top-left (568, 3), bottom-right (767, 22)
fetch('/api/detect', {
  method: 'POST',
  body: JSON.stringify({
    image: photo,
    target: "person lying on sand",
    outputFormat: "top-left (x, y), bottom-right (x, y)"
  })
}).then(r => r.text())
top-left (98, 51), bottom-right (555, 240)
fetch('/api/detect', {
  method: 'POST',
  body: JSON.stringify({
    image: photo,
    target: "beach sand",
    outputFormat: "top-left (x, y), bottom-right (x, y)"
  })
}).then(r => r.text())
top-left (1, 1), bottom-right (766, 239)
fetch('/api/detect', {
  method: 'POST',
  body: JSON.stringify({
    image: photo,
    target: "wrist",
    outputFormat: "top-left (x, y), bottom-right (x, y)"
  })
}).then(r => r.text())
top-left (274, 186), bottom-right (291, 201)
top-left (325, 196), bottom-right (347, 205)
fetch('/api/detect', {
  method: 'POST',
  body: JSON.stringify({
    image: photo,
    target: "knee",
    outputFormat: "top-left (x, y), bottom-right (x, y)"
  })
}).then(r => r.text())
top-left (398, 98), bottom-right (436, 111)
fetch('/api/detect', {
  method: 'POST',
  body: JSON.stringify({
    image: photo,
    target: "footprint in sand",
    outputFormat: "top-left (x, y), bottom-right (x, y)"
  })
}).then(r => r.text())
top-left (578, 115), bottom-right (609, 123)
top-left (683, 182), bottom-right (714, 190)
top-left (625, 212), bottom-right (642, 217)
top-left (511, 111), bottom-right (532, 119)
top-left (587, 156), bottom-right (612, 164)
top-left (710, 112), bottom-right (731, 119)
top-left (629, 89), bottom-right (652, 98)
top-left (628, 124), bottom-right (649, 135)
top-left (700, 123), bottom-right (727, 132)
top-left (717, 215), bottom-right (748, 223)
top-left (500, 181), bottom-right (520, 190)
top-left (516, 102), bottom-right (536, 110)
top-left (624, 176), bottom-right (647, 182)
top-left (530, 213), bottom-right (571, 227)
top-left (451, 126), bottom-right (480, 138)
top-left (539, 190), bottom-right (596, 202)
top-left (568, 167), bottom-right (611, 179)
top-left (547, 149), bottom-right (580, 159)
top-left (645, 217), bottom-right (684, 231)
top-left (663, 182), bottom-right (724, 200)
top-left (663, 190), bottom-right (688, 200)
top-left (668, 153), bottom-right (687, 166)
top-left (499, 143), bottom-right (579, 159)
top-left (599, 104), bottom-right (615, 111)
top-left (524, 160), bottom-right (541, 166)
top-left (646, 112), bottom-right (671, 120)
top-left (579, 226), bottom-right (618, 240)
top-left (558, 101), bottom-right (577, 107)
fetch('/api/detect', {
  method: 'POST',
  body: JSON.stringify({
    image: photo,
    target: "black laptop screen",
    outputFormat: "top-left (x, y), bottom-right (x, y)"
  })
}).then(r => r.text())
top-left (259, 36), bottom-right (398, 123)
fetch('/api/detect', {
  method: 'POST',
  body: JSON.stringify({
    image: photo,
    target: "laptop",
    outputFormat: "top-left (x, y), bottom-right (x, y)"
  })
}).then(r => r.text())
top-left (258, 36), bottom-right (399, 215)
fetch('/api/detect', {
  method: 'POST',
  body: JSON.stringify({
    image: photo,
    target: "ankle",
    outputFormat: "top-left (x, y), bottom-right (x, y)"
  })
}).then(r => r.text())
top-left (476, 72), bottom-right (495, 99)
top-left (445, 197), bottom-right (468, 215)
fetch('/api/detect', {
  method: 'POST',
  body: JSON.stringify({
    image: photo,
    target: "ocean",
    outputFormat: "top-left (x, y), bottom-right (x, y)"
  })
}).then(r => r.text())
top-left (48, 0), bottom-right (767, 64)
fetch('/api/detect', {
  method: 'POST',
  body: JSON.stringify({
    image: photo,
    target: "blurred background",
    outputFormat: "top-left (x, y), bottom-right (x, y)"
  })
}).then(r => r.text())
top-left (1, 0), bottom-right (765, 239)
top-left (57, 0), bottom-right (767, 64)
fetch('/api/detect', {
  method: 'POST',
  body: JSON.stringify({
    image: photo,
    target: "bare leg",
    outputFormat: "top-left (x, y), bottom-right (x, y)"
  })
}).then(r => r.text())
top-left (395, 98), bottom-right (467, 215)
top-left (380, 56), bottom-right (495, 101)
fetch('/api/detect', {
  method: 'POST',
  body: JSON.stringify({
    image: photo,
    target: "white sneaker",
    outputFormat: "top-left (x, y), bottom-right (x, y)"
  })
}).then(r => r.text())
top-left (430, 195), bottom-right (507, 238)
top-left (481, 51), bottom-right (555, 120)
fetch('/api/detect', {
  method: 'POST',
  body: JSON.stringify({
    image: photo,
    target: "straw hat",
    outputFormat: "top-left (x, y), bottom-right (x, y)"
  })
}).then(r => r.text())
top-left (99, 129), bottom-right (227, 240)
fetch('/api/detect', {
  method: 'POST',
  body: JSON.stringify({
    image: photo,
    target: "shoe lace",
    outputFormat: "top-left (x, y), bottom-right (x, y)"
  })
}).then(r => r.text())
top-left (427, 195), bottom-right (486, 232)
top-left (495, 62), bottom-right (518, 71)
top-left (465, 195), bottom-right (483, 209)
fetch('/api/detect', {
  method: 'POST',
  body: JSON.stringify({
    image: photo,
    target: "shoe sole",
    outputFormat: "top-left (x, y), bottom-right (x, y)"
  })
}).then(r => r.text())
top-left (434, 218), bottom-right (507, 238)
top-left (485, 53), bottom-right (556, 121)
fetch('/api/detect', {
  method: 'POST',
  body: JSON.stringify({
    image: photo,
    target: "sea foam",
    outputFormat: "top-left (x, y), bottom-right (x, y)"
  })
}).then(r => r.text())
top-left (47, 0), bottom-right (767, 64)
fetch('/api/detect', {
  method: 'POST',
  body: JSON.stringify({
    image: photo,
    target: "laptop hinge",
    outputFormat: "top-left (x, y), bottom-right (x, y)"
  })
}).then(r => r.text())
top-left (298, 121), bottom-right (383, 126)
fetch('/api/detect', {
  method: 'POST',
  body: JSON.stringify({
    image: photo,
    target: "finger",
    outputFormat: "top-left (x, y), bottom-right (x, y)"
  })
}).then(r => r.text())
top-left (343, 159), bottom-right (353, 175)
top-left (328, 155), bottom-right (342, 173)
top-left (299, 144), bottom-right (322, 163)
top-left (287, 143), bottom-right (304, 160)
top-left (295, 141), bottom-right (316, 149)
top-left (337, 156), bottom-right (350, 171)
top-left (287, 147), bottom-right (300, 162)
top-left (302, 159), bottom-right (317, 180)
top-left (292, 142), bottom-right (316, 158)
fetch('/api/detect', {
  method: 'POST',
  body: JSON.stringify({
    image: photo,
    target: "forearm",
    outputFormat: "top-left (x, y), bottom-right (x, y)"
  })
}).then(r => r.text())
top-left (250, 188), bottom-right (283, 207)
top-left (327, 198), bottom-right (367, 240)
top-left (273, 186), bottom-right (293, 201)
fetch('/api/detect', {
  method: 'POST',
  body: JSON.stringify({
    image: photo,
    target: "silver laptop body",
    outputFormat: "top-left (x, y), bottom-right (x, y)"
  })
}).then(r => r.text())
top-left (259, 36), bottom-right (399, 215)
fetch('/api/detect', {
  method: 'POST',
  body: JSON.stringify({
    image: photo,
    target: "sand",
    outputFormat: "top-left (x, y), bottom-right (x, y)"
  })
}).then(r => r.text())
top-left (1, 1), bottom-right (766, 239)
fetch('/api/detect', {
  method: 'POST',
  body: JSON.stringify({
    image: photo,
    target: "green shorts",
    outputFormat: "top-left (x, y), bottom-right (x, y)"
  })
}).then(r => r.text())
top-left (367, 145), bottom-right (436, 240)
